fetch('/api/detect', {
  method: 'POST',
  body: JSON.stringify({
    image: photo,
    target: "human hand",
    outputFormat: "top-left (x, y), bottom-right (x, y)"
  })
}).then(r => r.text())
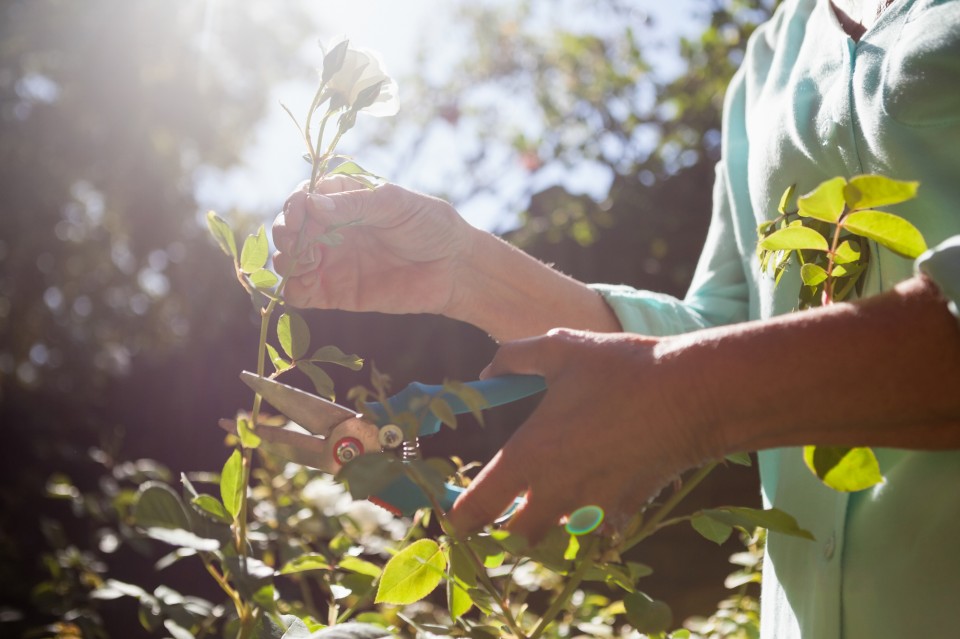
top-left (448, 329), bottom-right (719, 543)
top-left (272, 177), bottom-right (476, 315)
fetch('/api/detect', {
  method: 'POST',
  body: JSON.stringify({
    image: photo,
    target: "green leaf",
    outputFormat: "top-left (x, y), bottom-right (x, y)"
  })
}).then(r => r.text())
top-left (205, 211), bottom-right (237, 260)
top-left (797, 176), bottom-right (847, 223)
top-left (280, 553), bottom-right (331, 575)
top-left (327, 160), bottom-right (383, 189)
top-left (845, 175), bottom-right (919, 209)
top-left (134, 482), bottom-right (191, 530)
top-left (277, 312), bottom-right (310, 361)
top-left (249, 268), bottom-right (279, 290)
top-left (240, 225), bottom-right (269, 274)
top-left (724, 452), bottom-right (752, 466)
top-left (337, 453), bottom-right (405, 500)
top-left (800, 262), bottom-right (828, 286)
top-left (702, 506), bottom-right (814, 540)
top-left (298, 361), bottom-right (335, 400)
top-left (778, 183), bottom-right (797, 215)
top-left (758, 226), bottom-right (829, 252)
top-left (623, 592), bottom-right (673, 634)
top-left (841, 210), bottom-right (927, 259)
top-left (190, 495), bottom-right (232, 523)
top-left (143, 527), bottom-right (220, 552)
top-left (309, 623), bottom-right (393, 639)
top-left (448, 576), bottom-right (473, 620)
top-left (311, 345), bottom-right (364, 371)
top-left (220, 450), bottom-right (244, 519)
top-left (375, 539), bottom-right (446, 605)
top-left (803, 445), bottom-right (884, 492)
top-left (339, 556), bottom-right (383, 579)
top-left (429, 397), bottom-right (457, 430)
top-left (833, 239), bottom-right (861, 265)
top-left (237, 417), bottom-right (261, 449)
top-left (443, 381), bottom-right (489, 426)
top-left (691, 513), bottom-right (733, 545)
top-left (266, 343), bottom-right (293, 374)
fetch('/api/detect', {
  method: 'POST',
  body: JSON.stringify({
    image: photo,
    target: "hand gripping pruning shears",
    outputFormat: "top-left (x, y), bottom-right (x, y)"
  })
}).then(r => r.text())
top-left (221, 371), bottom-right (546, 517)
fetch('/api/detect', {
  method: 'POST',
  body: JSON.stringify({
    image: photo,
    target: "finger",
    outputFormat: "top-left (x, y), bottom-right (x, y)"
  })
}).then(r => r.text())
top-left (283, 271), bottom-right (321, 308)
top-left (448, 449), bottom-right (527, 536)
top-left (313, 174), bottom-right (365, 195)
top-left (273, 190), bottom-right (309, 254)
top-left (272, 245), bottom-right (321, 280)
top-left (305, 183), bottom-right (412, 229)
top-left (504, 493), bottom-right (564, 545)
top-left (481, 330), bottom-right (582, 379)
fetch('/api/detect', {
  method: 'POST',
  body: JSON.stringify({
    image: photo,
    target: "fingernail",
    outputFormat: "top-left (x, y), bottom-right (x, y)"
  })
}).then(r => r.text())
top-left (298, 246), bottom-right (319, 265)
top-left (309, 193), bottom-right (337, 211)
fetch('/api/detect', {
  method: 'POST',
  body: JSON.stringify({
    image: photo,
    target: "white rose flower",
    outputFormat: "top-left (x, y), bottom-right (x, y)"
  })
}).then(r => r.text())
top-left (323, 44), bottom-right (399, 117)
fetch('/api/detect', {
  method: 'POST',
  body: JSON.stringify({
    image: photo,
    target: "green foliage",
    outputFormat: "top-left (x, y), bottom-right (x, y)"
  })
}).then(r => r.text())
top-left (802, 445), bottom-right (883, 492)
top-left (757, 173), bottom-right (924, 493)
top-left (375, 539), bottom-right (446, 605)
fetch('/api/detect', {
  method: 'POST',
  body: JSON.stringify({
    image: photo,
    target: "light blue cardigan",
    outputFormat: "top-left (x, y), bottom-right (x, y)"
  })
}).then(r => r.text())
top-left (592, 0), bottom-right (960, 635)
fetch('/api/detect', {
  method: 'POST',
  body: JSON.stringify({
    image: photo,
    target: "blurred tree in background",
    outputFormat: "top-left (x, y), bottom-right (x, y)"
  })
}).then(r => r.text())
top-left (0, 0), bottom-right (774, 635)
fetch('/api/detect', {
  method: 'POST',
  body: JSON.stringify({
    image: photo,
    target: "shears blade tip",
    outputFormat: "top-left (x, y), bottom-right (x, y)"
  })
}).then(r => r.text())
top-left (239, 371), bottom-right (360, 436)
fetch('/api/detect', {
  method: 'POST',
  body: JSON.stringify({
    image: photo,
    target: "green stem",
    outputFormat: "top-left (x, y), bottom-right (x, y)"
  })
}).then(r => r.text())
top-left (303, 83), bottom-right (328, 164)
top-left (528, 536), bottom-right (598, 639)
top-left (405, 467), bottom-right (528, 639)
top-left (823, 216), bottom-right (846, 304)
top-left (622, 462), bottom-right (718, 553)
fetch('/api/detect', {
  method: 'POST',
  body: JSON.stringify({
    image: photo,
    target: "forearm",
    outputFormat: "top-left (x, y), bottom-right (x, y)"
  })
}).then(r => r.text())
top-left (448, 226), bottom-right (622, 342)
top-left (664, 275), bottom-right (960, 456)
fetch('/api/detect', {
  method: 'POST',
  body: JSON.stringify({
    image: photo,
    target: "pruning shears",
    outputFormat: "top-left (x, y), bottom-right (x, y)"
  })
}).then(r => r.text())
top-left (220, 371), bottom-right (546, 517)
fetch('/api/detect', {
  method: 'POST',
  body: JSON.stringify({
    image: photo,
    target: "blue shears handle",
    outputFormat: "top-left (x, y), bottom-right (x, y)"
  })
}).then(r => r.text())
top-left (365, 374), bottom-right (546, 517)
top-left (364, 374), bottom-right (547, 436)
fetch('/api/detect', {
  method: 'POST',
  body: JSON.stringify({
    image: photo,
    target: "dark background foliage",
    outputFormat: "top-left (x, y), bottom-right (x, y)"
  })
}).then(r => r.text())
top-left (0, 0), bottom-right (773, 635)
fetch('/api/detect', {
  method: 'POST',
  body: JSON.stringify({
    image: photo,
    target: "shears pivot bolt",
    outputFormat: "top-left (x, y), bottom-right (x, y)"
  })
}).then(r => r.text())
top-left (334, 437), bottom-right (363, 464)
top-left (378, 424), bottom-right (404, 450)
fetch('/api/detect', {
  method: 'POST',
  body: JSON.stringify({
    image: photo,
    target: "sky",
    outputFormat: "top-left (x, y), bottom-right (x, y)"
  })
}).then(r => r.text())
top-left (194, 0), bottom-right (699, 232)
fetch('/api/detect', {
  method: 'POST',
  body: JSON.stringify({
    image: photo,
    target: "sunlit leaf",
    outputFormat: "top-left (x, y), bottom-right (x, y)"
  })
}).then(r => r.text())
top-left (309, 623), bottom-right (392, 639)
top-left (240, 225), bottom-right (269, 274)
top-left (249, 268), bottom-right (279, 290)
top-left (846, 175), bottom-right (919, 209)
top-left (266, 343), bottom-right (293, 374)
top-left (701, 506), bottom-right (814, 540)
top-left (206, 211), bottom-right (237, 260)
top-left (339, 557), bottom-right (382, 579)
top-left (134, 482), bottom-right (191, 530)
top-left (311, 346), bottom-right (364, 371)
top-left (429, 397), bottom-right (457, 430)
top-left (237, 417), bottom-right (261, 449)
top-left (833, 239), bottom-right (861, 265)
top-left (190, 495), bottom-right (231, 523)
top-left (691, 513), bottom-right (733, 545)
top-left (298, 361), bottom-right (335, 400)
top-left (759, 226), bottom-right (829, 252)
top-left (778, 183), bottom-right (797, 215)
top-left (797, 176), bottom-right (846, 223)
top-left (327, 159), bottom-right (383, 189)
top-left (280, 553), bottom-right (331, 575)
top-left (800, 263), bottom-right (828, 287)
top-left (724, 452), bottom-right (752, 466)
top-left (375, 539), bottom-right (446, 605)
top-left (842, 210), bottom-right (927, 259)
top-left (803, 445), bottom-right (884, 492)
top-left (144, 527), bottom-right (220, 552)
top-left (278, 312), bottom-right (310, 361)
top-left (623, 592), bottom-right (672, 634)
top-left (220, 450), bottom-right (244, 519)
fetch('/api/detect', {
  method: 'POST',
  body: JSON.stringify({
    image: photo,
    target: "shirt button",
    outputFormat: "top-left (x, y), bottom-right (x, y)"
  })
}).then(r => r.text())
top-left (823, 532), bottom-right (836, 560)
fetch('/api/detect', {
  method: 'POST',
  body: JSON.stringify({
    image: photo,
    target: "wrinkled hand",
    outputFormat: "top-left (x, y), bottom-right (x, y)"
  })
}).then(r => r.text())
top-left (448, 329), bottom-right (718, 543)
top-left (272, 177), bottom-right (474, 315)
